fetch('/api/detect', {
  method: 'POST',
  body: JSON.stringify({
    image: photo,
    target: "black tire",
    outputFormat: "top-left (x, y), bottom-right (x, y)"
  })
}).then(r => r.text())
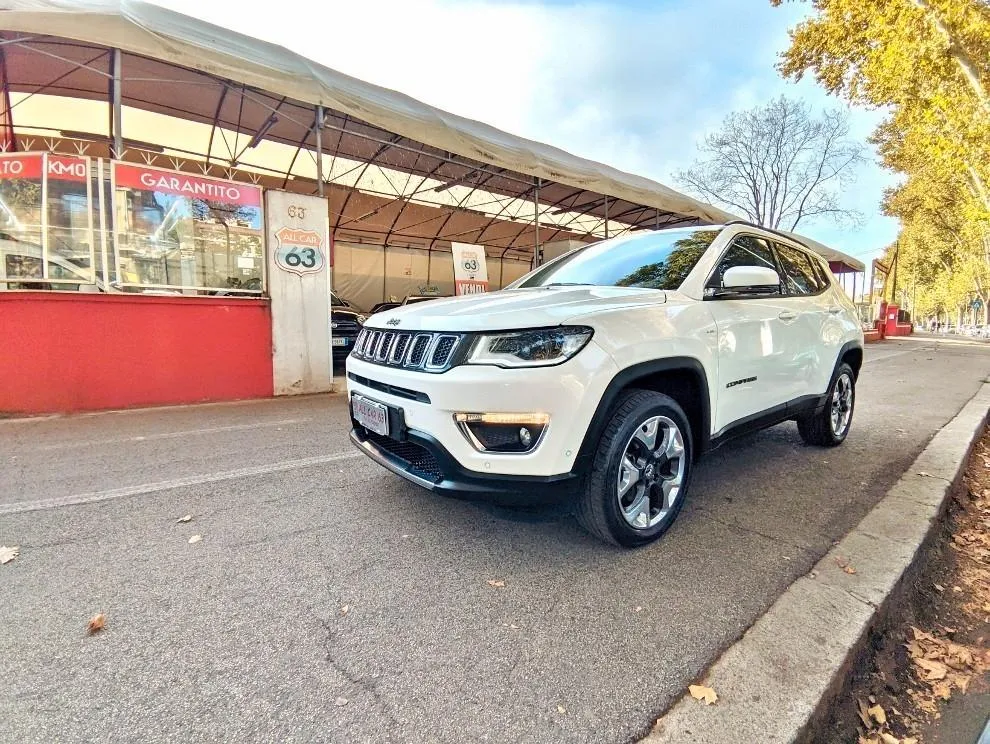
top-left (575, 389), bottom-right (694, 547)
top-left (797, 362), bottom-right (856, 447)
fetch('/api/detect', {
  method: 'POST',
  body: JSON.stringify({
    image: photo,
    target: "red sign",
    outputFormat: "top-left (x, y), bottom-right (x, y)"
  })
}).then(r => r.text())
top-left (0, 153), bottom-right (42, 180)
top-left (47, 155), bottom-right (88, 183)
top-left (455, 279), bottom-right (489, 295)
top-left (113, 162), bottom-right (262, 207)
top-left (0, 153), bottom-right (88, 182)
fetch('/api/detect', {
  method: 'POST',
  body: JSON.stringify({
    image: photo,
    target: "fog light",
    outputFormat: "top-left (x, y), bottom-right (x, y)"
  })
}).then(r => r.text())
top-left (454, 413), bottom-right (549, 453)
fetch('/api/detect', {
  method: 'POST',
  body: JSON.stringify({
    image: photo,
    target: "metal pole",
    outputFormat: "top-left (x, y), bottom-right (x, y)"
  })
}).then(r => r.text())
top-left (604, 195), bottom-right (609, 239)
top-left (533, 178), bottom-right (541, 267)
top-left (315, 105), bottom-right (324, 197)
top-left (111, 48), bottom-right (122, 159)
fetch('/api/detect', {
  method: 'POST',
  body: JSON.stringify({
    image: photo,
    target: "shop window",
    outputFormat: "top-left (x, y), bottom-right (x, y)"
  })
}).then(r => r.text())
top-left (111, 162), bottom-right (264, 295)
top-left (0, 153), bottom-right (98, 290)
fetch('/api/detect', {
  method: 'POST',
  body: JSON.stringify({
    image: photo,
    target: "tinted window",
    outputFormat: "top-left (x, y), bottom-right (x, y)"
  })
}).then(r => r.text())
top-left (774, 243), bottom-right (820, 296)
top-left (514, 228), bottom-right (720, 291)
top-left (705, 236), bottom-right (778, 292)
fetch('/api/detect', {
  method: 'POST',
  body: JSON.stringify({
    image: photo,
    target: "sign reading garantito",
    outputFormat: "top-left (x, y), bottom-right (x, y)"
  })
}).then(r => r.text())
top-left (273, 226), bottom-right (326, 276)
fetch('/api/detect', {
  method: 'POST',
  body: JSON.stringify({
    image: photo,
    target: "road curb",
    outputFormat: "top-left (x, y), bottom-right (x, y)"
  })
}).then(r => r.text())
top-left (643, 381), bottom-right (990, 744)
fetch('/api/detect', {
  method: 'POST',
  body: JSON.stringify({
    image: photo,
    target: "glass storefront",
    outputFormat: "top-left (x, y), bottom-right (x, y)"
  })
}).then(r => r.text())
top-left (0, 153), bottom-right (265, 297)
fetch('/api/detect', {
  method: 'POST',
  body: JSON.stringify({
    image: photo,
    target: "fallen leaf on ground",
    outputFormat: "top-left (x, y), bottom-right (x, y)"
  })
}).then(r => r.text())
top-left (188, 534), bottom-right (202, 544)
top-left (0, 545), bottom-right (19, 564)
top-left (933, 583), bottom-right (944, 592)
top-left (487, 579), bottom-right (505, 588)
top-left (836, 557), bottom-right (857, 574)
top-left (87, 613), bottom-right (106, 634)
top-left (856, 698), bottom-right (872, 728)
top-left (688, 684), bottom-right (717, 705)
top-left (917, 471), bottom-right (934, 478)
top-left (334, 697), bottom-right (348, 707)
top-left (341, 605), bottom-right (349, 615)
top-left (932, 681), bottom-right (952, 700)
top-left (557, 705), bottom-right (566, 714)
top-left (867, 704), bottom-right (887, 725)
top-left (176, 514), bottom-right (192, 523)
top-left (880, 733), bottom-right (899, 744)
top-left (914, 657), bottom-right (948, 680)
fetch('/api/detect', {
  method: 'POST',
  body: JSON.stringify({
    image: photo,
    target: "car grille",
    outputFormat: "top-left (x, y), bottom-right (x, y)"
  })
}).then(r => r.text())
top-left (363, 430), bottom-right (444, 483)
top-left (352, 329), bottom-right (463, 372)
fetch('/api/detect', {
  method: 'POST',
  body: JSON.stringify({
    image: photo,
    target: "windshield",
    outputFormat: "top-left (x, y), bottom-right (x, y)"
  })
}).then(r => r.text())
top-left (513, 227), bottom-right (721, 290)
top-left (330, 293), bottom-right (349, 307)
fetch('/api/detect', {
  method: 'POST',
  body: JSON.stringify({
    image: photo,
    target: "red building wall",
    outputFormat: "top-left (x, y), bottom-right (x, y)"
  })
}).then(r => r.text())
top-left (0, 293), bottom-right (274, 415)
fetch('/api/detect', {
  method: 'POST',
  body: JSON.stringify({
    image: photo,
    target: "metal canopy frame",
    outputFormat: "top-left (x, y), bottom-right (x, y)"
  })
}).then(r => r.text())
top-left (0, 32), bottom-right (719, 260)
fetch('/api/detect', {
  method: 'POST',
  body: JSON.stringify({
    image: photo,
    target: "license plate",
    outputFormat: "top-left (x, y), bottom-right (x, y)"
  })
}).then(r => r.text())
top-left (332, 337), bottom-right (348, 347)
top-left (352, 394), bottom-right (389, 436)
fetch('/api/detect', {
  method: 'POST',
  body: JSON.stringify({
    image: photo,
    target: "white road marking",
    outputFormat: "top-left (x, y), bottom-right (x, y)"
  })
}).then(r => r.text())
top-left (1, 451), bottom-right (364, 515)
top-left (35, 418), bottom-right (310, 451)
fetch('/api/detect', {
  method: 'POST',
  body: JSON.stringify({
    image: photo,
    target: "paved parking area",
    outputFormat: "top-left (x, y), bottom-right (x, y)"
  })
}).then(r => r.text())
top-left (2, 337), bottom-right (990, 743)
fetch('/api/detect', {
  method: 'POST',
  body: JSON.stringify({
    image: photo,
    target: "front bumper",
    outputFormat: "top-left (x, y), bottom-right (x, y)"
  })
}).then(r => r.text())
top-left (349, 425), bottom-right (580, 504)
top-left (345, 339), bottom-right (617, 478)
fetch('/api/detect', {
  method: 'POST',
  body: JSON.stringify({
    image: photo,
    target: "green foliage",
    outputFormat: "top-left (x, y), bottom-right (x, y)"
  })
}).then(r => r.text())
top-left (774, 0), bottom-right (990, 320)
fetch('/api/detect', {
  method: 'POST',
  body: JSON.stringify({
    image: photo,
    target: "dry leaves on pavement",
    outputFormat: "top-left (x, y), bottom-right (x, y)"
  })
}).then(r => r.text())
top-left (176, 514), bottom-right (192, 523)
top-left (486, 579), bottom-right (505, 588)
top-left (904, 625), bottom-right (988, 713)
top-left (0, 545), bottom-right (19, 564)
top-left (836, 556), bottom-right (858, 574)
top-left (688, 684), bottom-right (718, 705)
top-left (87, 612), bottom-right (106, 634)
top-left (855, 699), bottom-right (917, 744)
top-left (188, 534), bottom-right (202, 544)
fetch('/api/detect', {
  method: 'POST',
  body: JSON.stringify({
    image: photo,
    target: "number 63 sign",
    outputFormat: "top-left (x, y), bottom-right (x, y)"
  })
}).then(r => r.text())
top-left (273, 226), bottom-right (326, 276)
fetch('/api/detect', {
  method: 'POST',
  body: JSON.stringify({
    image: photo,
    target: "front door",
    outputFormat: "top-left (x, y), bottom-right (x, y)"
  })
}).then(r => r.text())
top-left (704, 235), bottom-right (798, 434)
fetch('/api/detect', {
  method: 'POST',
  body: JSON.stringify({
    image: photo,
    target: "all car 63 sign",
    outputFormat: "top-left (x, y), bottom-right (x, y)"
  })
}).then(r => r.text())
top-left (273, 227), bottom-right (326, 276)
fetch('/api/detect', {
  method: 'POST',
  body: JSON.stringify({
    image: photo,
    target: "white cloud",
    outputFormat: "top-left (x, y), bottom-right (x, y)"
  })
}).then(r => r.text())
top-left (151, 0), bottom-right (899, 260)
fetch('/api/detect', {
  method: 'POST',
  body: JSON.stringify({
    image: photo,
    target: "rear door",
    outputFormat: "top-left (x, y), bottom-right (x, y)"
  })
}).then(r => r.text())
top-left (771, 242), bottom-right (830, 399)
top-left (704, 235), bottom-right (796, 433)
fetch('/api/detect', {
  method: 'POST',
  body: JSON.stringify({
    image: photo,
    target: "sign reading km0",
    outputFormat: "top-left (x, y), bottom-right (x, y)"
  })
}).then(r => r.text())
top-left (273, 226), bottom-right (326, 276)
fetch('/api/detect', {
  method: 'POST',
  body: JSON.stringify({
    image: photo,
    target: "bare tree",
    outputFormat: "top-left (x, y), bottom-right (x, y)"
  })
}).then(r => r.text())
top-left (676, 96), bottom-right (866, 230)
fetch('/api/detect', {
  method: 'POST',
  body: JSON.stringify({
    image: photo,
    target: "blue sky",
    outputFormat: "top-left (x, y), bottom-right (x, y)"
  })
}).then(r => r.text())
top-left (155, 0), bottom-right (899, 263)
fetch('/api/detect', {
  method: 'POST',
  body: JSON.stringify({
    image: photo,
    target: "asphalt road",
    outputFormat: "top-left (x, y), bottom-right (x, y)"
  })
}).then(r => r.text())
top-left (2, 336), bottom-right (990, 744)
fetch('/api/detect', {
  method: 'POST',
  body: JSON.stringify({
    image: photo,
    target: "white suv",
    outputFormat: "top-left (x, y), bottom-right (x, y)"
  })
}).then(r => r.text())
top-left (346, 222), bottom-right (863, 547)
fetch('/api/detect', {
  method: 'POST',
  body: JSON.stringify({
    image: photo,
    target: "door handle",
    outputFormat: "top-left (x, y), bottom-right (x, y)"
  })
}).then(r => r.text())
top-left (827, 307), bottom-right (843, 315)
top-left (778, 311), bottom-right (798, 321)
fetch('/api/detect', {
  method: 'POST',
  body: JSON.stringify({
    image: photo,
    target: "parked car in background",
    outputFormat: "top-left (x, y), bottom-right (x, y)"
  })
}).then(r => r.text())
top-left (331, 292), bottom-right (366, 363)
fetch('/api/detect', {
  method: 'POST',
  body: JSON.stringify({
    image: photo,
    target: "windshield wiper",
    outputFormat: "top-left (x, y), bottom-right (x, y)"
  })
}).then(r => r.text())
top-left (541, 282), bottom-right (591, 287)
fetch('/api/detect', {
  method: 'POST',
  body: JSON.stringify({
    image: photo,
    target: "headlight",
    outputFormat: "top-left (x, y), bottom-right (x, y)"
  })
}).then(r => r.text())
top-left (467, 326), bottom-right (593, 368)
top-left (357, 314), bottom-right (367, 324)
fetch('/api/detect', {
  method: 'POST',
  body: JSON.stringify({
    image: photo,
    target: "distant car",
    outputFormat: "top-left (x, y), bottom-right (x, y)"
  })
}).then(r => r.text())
top-left (331, 292), bottom-right (366, 362)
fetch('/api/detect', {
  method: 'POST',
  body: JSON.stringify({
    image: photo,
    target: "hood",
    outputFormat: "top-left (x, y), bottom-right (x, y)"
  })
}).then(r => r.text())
top-left (331, 307), bottom-right (363, 322)
top-left (365, 286), bottom-right (666, 332)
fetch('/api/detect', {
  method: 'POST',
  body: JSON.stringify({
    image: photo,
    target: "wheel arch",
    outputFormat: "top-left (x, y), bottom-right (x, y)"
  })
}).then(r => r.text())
top-left (575, 357), bottom-right (711, 472)
top-left (839, 341), bottom-right (863, 380)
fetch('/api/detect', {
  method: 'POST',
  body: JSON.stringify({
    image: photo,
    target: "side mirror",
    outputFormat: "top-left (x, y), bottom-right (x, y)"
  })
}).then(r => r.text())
top-left (722, 265), bottom-right (780, 290)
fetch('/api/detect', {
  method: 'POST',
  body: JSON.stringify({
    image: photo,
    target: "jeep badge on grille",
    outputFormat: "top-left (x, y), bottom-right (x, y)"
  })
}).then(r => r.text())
top-left (386, 318), bottom-right (401, 326)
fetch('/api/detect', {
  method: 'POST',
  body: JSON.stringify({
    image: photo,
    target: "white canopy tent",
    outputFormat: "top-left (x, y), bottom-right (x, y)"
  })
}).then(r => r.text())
top-left (0, 0), bottom-right (864, 272)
